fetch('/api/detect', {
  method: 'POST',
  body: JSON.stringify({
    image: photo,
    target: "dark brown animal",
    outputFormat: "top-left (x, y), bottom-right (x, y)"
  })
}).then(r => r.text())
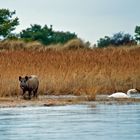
top-left (19, 75), bottom-right (39, 99)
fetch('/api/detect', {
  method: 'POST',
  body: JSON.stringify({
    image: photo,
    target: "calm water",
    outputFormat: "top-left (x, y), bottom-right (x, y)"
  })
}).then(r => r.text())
top-left (0, 103), bottom-right (140, 140)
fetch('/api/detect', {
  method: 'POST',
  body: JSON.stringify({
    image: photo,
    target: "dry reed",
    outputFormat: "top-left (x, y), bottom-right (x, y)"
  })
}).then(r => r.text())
top-left (0, 40), bottom-right (140, 100)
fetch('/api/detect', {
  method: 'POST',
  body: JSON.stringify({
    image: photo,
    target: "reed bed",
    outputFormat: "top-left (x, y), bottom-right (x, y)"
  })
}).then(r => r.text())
top-left (0, 40), bottom-right (140, 100)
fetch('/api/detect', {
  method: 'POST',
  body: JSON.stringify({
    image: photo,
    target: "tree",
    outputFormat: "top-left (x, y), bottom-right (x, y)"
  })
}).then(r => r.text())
top-left (20, 24), bottom-right (53, 44)
top-left (97, 32), bottom-right (135, 47)
top-left (135, 26), bottom-right (140, 44)
top-left (20, 24), bottom-right (77, 45)
top-left (51, 31), bottom-right (77, 44)
top-left (111, 32), bottom-right (134, 46)
top-left (0, 9), bottom-right (19, 39)
top-left (97, 36), bottom-right (111, 48)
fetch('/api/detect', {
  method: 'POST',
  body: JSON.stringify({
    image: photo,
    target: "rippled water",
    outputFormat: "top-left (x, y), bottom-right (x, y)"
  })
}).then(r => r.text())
top-left (0, 103), bottom-right (140, 140)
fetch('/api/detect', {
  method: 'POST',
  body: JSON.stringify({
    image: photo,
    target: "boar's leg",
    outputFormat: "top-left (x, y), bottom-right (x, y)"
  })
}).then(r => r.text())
top-left (33, 88), bottom-right (38, 98)
top-left (22, 89), bottom-right (26, 96)
top-left (28, 90), bottom-right (32, 100)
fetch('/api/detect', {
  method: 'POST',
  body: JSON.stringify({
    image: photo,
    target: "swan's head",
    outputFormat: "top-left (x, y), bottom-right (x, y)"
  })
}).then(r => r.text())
top-left (127, 89), bottom-right (138, 93)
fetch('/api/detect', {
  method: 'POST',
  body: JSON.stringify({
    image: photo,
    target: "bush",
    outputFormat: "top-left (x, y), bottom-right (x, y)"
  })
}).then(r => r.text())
top-left (63, 39), bottom-right (90, 50)
top-left (20, 24), bottom-right (77, 45)
top-left (97, 32), bottom-right (136, 47)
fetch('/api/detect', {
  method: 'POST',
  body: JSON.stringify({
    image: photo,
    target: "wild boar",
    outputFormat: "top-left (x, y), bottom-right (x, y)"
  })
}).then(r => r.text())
top-left (19, 75), bottom-right (39, 99)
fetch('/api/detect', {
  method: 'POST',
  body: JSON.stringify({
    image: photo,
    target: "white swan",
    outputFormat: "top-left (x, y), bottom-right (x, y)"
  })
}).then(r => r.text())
top-left (108, 89), bottom-right (137, 98)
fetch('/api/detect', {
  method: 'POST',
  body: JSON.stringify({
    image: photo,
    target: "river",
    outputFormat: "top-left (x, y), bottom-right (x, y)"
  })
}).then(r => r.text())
top-left (0, 103), bottom-right (140, 140)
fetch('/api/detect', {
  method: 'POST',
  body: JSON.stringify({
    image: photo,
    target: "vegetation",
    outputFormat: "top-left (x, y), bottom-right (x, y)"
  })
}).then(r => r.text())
top-left (20, 24), bottom-right (77, 45)
top-left (0, 8), bottom-right (140, 101)
top-left (0, 41), bottom-right (140, 99)
top-left (135, 26), bottom-right (140, 44)
top-left (1, 8), bottom-right (140, 48)
top-left (0, 9), bottom-right (19, 39)
top-left (97, 32), bottom-right (136, 48)
top-left (0, 39), bottom-right (89, 51)
top-left (0, 8), bottom-right (77, 45)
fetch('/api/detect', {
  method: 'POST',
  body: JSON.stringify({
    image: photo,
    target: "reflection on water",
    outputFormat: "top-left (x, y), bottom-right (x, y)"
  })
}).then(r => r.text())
top-left (0, 104), bottom-right (140, 140)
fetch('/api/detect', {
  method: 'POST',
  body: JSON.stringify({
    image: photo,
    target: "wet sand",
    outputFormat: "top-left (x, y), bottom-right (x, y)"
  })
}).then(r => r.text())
top-left (0, 95), bottom-right (140, 108)
top-left (0, 95), bottom-right (87, 108)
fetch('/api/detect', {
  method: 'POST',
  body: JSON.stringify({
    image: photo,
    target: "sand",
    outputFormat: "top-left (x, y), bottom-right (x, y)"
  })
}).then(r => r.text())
top-left (0, 95), bottom-right (140, 108)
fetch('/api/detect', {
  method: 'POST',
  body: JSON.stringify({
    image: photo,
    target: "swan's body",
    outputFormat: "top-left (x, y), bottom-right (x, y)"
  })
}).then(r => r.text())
top-left (108, 89), bottom-right (137, 98)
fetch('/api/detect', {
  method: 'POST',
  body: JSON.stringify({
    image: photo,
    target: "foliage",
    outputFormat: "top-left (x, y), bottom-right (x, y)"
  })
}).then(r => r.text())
top-left (111, 32), bottom-right (135, 46)
top-left (20, 24), bottom-right (77, 45)
top-left (97, 36), bottom-right (111, 48)
top-left (97, 32), bottom-right (135, 47)
top-left (0, 9), bottom-right (19, 39)
top-left (135, 26), bottom-right (140, 43)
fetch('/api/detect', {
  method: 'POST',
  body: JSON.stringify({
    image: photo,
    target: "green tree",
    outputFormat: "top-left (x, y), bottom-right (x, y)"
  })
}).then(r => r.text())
top-left (135, 26), bottom-right (140, 44)
top-left (20, 24), bottom-right (77, 45)
top-left (111, 32), bottom-right (134, 46)
top-left (20, 24), bottom-right (53, 44)
top-left (51, 31), bottom-right (77, 44)
top-left (97, 32), bottom-right (135, 47)
top-left (0, 9), bottom-right (19, 39)
top-left (97, 36), bottom-right (111, 48)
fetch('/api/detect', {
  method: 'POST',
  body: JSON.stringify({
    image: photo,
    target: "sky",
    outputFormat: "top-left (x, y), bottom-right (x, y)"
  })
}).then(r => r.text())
top-left (0, 0), bottom-right (140, 44)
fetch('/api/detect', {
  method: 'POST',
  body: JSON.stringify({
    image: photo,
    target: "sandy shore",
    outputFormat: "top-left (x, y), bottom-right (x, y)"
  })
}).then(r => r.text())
top-left (0, 95), bottom-right (140, 108)
top-left (0, 95), bottom-right (88, 108)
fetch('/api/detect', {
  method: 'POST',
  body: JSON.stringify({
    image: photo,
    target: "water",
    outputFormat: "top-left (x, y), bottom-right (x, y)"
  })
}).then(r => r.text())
top-left (0, 104), bottom-right (140, 140)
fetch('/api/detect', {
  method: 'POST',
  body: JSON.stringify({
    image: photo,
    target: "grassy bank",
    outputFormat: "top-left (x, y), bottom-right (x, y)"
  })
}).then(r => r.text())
top-left (0, 40), bottom-right (140, 99)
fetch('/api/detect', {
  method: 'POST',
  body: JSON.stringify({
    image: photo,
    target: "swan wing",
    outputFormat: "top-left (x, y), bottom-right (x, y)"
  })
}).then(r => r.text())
top-left (108, 92), bottom-right (129, 98)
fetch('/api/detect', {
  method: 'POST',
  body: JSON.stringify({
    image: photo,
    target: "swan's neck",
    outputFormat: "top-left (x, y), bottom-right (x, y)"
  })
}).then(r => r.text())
top-left (127, 90), bottom-right (131, 97)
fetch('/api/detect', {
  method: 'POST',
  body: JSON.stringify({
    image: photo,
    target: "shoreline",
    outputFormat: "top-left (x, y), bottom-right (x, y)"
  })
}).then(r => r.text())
top-left (0, 95), bottom-right (140, 108)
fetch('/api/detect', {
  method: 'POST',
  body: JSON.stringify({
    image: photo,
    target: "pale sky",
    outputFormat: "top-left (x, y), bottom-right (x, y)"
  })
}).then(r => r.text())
top-left (0, 0), bottom-right (140, 44)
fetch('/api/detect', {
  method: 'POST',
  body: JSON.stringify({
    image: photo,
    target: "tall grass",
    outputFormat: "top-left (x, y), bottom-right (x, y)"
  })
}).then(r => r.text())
top-left (0, 40), bottom-right (140, 100)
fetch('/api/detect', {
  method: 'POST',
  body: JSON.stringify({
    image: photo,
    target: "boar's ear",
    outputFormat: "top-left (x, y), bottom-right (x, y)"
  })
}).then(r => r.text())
top-left (19, 76), bottom-right (22, 81)
top-left (25, 76), bottom-right (29, 81)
